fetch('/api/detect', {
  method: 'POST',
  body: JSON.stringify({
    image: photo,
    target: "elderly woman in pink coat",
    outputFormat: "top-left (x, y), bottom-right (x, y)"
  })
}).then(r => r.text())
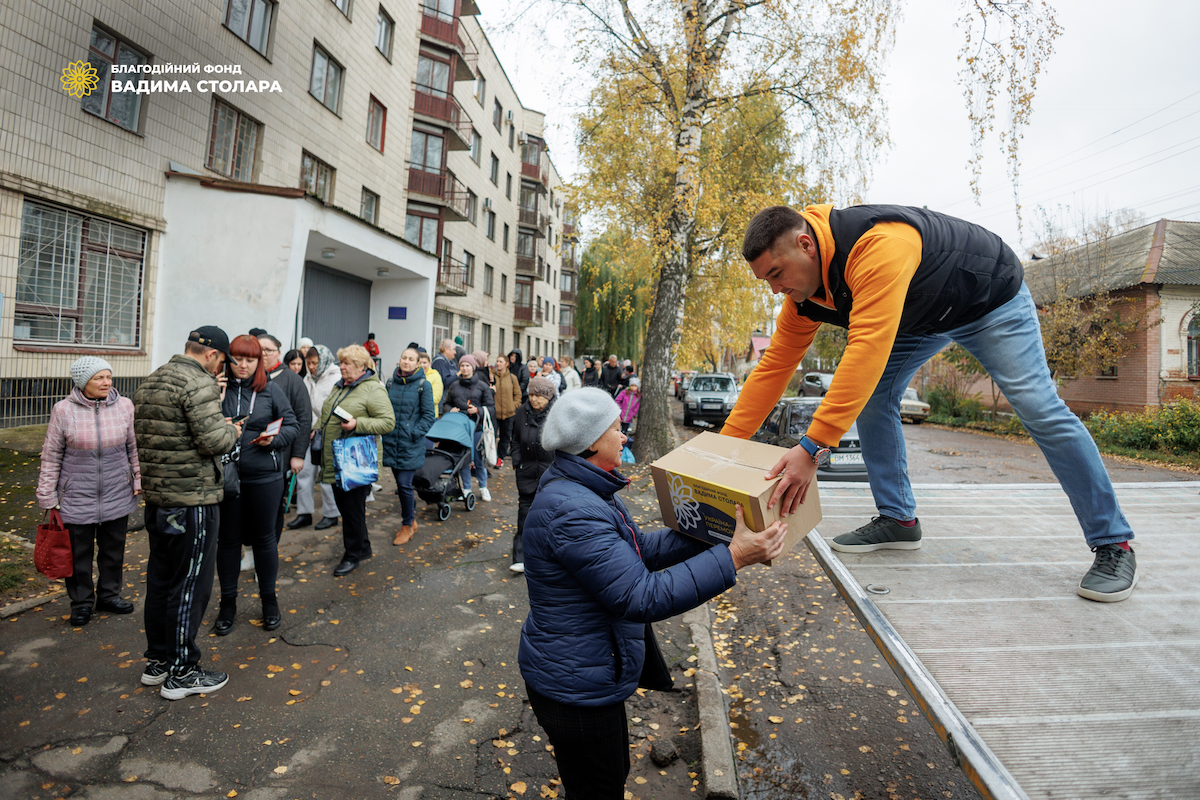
top-left (37, 357), bottom-right (141, 627)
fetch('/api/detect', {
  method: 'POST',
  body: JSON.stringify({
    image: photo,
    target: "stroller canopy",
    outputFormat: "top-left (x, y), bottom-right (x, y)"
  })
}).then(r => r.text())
top-left (425, 411), bottom-right (476, 449)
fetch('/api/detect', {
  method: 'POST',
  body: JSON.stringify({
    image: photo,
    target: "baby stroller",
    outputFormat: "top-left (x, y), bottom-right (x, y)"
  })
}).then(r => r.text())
top-left (415, 412), bottom-right (478, 520)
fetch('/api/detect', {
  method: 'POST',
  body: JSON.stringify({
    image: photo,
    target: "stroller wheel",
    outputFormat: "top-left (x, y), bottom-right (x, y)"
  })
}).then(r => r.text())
top-left (437, 503), bottom-right (451, 521)
top-left (464, 492), bottom-right (476, 511)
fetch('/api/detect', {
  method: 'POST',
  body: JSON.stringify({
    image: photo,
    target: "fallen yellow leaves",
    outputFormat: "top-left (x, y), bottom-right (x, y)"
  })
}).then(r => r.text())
top-left (767, 716), bottom-right (784, 724)
top-left (460, 679), bottom-right (473, 689)
top-left (858, 745), bottom-right (873, 753)
top-left (165, 730), bottom-right (175, 736)
top-left (511, 780), bottom-right (527, 794)
top-left (55, 693), bottom-right (65, 700)
top-left (236, 696), bottom-right (253, 702)
top-left (273, 766), bottom-right (287, 774)
top-left (411, 741), bottom-right (423, 747)
top-left (76, 677), bottom-right (87, 683)
top-left (288, 690), bottom-right (301, 696)
top-left (227, 791), bottom-right (238, 797)
top-left (383, 776), bottom-right (401, 785)
top-left (267, 665), bottom-right (284, 673)
top-left (634, 777), bottom-right (648, 784)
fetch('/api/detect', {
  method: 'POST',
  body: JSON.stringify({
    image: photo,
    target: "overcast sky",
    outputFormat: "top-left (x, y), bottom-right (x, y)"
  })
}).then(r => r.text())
top-left (479, 0), bottom-right (1200, 256)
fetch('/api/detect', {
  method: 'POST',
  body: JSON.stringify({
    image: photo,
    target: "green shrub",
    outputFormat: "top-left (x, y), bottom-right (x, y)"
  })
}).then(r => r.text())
top-left (926, 386), bottom-right (984, 422)
top-left (1085, 399), bottom-right (1200, 456)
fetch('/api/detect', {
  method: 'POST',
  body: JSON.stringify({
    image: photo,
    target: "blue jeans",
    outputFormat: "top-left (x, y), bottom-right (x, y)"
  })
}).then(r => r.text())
top-left (392, 468), bottom-right (416, 526)
top-left (855, 283), bottom-right (1133, 547)
top-left (471, 429), bottom-right (489, 491)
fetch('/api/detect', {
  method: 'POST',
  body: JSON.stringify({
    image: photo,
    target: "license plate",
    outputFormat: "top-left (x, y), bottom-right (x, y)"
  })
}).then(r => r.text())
top-left (702, 403), bottom-right (720, 409)
top-left (830, 452), bottom-right (864, 465)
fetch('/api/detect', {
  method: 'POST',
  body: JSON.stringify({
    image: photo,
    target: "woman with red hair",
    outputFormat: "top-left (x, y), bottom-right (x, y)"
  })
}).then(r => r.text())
top-left (214, 334), bottom-right (299, 636)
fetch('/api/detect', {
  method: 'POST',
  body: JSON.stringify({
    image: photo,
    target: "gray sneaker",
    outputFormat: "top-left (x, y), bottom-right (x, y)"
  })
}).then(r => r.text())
top-left (830, 516), bottom-right (922, 553)
top-left (141, 660), bottom-right (169, 686)
top-left (1077, 544), bottom-right (1137, 602)
top-left (160, 668), bottom-right (229, 700)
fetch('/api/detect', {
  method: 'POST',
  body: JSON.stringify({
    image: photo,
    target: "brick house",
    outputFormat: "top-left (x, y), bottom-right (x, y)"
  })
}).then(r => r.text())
top-left (1022, 219), bottom-right (1200, 415)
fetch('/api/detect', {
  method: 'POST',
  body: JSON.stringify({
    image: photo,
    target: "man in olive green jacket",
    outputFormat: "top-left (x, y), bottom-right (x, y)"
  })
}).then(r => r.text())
top-left (133, 326), bottom-right (241, 700)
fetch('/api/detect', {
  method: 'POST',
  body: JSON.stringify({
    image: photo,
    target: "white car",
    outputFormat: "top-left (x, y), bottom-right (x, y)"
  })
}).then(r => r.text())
top-left (901, 387), bottom-right (930, 423)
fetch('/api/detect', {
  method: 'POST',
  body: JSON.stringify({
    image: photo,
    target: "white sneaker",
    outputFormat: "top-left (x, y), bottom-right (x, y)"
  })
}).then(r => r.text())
top-left (481, 488), bottom-right (492, 502)
top-left (240, 551), bottom-right (254, 571)
top-left (509, 562), bottom-right (524, 573)
top-left (372, 482), bottom-right (383, 491)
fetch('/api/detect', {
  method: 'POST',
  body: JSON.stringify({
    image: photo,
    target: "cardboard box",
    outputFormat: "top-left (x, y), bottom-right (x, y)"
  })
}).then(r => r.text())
top-left (650, 432), bottom-right (821, 561)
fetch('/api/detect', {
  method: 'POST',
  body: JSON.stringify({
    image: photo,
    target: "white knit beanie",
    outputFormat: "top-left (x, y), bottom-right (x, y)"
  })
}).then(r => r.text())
top-left (541, 387), bottom-right (621, 455)
top-left (70, 356), bottom-right (113, 389)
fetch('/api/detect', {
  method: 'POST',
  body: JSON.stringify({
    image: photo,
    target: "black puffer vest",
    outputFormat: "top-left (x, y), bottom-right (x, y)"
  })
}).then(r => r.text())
top-left (795, 205), bottom-right (1024, 335)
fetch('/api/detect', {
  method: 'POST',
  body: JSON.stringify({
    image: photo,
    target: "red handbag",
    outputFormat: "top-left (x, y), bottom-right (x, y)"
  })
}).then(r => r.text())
top-left (34, 509), bottom-right (73, 579)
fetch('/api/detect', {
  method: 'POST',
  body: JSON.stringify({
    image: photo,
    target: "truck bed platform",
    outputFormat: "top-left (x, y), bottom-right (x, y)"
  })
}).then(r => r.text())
top-left (806, 482), bottom-right (1200, 800)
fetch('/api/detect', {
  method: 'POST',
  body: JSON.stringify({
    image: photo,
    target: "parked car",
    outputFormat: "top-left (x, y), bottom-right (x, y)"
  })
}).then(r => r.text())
top-left (901, 387), bottom-right (930, 423)
top-left (674, 370), bottom-right (698, 399)
top-left (750, 397), bottom-right (868, 482)
top-left (800, 372), bottom-right (834, 397)
top-left (682, 373), bottom-right (738, 427)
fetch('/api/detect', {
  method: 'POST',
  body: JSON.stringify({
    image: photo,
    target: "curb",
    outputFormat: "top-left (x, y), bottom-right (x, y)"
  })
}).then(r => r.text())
top-left (0, 590), bottom-right (65, 619)
top-left (683, 604), bottom-right (738, 799)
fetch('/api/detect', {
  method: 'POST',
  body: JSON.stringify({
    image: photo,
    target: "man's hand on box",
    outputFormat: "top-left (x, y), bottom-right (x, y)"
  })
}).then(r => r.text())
top-left (765, 444), bottom-right (817, 517)
top-left (729, 504), bottom-right (788, 570)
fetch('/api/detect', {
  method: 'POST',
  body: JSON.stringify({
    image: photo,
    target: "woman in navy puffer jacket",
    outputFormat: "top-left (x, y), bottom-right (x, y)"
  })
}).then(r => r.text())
top-left (518, 388), bottom-right (787, 798)
top-left (382, 347), bottom-right (435, 546)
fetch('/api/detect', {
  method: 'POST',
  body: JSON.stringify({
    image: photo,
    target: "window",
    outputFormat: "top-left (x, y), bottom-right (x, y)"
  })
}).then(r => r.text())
top-left (330, 0), bottom-right (351, 15)
top-left (512, 332), bottom-right (519, 352)
top-left (1188, 317), bottom-right (1200, 378)
top-left (499, 328), bottom-right (505, 354)
top-left (508, 123), bottom-right (515, 150)
top-left (462, 251), bottom-right (475, 285)
top-left (474, 74), bottom-right (486, 106)
top-left (1099, 364), bottom-right (1118, 378)
top-left (493, 99), bottom-right (503, 132)
top-left (505, 173), bottom-right (512, 200)
top-left (224, 0), bottom-right (274, 55)
top-left (375, 6), bottom-right (394, 58)
top-left (560, 305), bottom-right (573, 326)
top-left (457, 316), bottom-right (475, 352)
top-left (469, 129), bottom-right (481, 164)
top-left (517, 230), bottom-right (535, 258)
top-left (360, 188), bottom-right (379, 224)
top-left (433, 308), bottom-right (452, 345)
top-left (366, 96), bottom-right (386, 151)
top-left (501, 274), bottom-right (508, 302)
top-left (301, 151), bottom-right (335, 201)
top-left (502, 224), bottom-right (509, 251)
top-left (515, 278), bottom-right (533, 308)
top-left (481, 323), bottom-right (492, 354)
top-left (407, 207), bottom-right (441, 252)
top-left (207, 97), bottom-right (260, 181)
top-left (485, 210), bottom-right (496, 240)
top-left (417, 55), bottom-right (452, 98)
top-left (410, 129), bottom-right (444, 172)
top-left (15, 201), bottom-right (145, 348)
top-left (82, 26), bottom-right (148, 132)
top-left (404, 208), bottom-right (439, 252)
top-left (465, 190), bottom-right (478, 224)
top-left (489, 153), bottom-right (500, 184)
top-left (484, 263), bottom-right (494, 295)
top-left (309, 43), bottom-right (343, 113)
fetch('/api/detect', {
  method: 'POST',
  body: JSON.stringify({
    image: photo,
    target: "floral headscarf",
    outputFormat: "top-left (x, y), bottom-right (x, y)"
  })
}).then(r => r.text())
top-left (311, 344), bottom-right (336, 377)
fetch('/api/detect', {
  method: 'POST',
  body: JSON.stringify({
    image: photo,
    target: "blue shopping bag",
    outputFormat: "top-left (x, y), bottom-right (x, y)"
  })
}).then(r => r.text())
top-left (332, 435), bottom-right (379, 491)
top-left (621, 445), bottom-right (636, 464)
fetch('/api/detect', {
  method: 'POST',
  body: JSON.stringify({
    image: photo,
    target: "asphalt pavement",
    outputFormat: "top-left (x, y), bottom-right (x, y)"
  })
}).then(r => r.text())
top-left (1, 405), bottom-right (1191, 800)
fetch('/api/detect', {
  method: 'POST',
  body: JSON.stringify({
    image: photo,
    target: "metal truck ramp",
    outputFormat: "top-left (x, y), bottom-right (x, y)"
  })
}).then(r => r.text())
top-left (805, 482), bottom-right (1200, 800)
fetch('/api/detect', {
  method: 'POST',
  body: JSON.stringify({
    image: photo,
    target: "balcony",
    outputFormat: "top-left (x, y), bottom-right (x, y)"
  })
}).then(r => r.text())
top-left (520, 159), bottom-right (549, 188)
top-left (413, 86), bottom-right (472, 149)
top-left (513, 303), bottom-right (544, 328)
top-left (515, 255), bottom-right (540, 279)
top-left (436, 257), bottom-right (469, 296)
top-left (560, 289), bottom-right (576, 304)
top-left (406, 166), bottom-right (470, 221)
top-left (559, 324), bottom-right (577, 339)
top-left (418, 5), bottom-right (477, 80)
top-left (518, 206), bottom-right (547, 235)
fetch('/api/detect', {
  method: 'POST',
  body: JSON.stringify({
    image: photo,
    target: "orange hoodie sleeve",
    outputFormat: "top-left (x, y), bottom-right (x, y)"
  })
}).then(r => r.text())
top-left (804, 222), bottom-right (921, 446)
top-left (720, 301), bottom-right (821, 439)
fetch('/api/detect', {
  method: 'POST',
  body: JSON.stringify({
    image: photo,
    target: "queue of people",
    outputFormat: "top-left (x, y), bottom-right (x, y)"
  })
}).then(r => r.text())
top-left (34, 331), bottom-right (646, 715)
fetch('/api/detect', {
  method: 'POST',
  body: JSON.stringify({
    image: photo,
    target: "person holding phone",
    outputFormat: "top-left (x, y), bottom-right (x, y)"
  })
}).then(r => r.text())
top-left (213, 335), bottom-right (299, 636)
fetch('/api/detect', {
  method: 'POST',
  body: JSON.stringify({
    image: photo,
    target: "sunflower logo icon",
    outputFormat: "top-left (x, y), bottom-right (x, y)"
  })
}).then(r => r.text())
top-left (667, 474), bottom-right (702, 532)
top-left (61, 60), bottom-right (99, 98)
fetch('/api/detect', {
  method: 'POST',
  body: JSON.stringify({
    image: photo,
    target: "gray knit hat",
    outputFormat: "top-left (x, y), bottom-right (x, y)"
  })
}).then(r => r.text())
top-left (70, 356), bottom-right (113, 389)
top-left (541, 387), bottom-right (621, 455)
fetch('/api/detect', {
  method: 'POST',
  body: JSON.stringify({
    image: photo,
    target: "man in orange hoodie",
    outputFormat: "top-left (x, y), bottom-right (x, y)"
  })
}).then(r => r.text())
top-left (722, 204), bottom-right (1137, 603)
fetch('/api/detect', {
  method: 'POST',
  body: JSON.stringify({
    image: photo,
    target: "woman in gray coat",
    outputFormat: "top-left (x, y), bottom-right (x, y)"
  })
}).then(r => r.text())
top-left (37, 357), bottom-right (142, 627)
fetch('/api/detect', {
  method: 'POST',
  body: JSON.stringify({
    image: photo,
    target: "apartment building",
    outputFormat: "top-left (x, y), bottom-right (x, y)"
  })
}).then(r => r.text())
top-left (0, 0), bottom-right (575, 427)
